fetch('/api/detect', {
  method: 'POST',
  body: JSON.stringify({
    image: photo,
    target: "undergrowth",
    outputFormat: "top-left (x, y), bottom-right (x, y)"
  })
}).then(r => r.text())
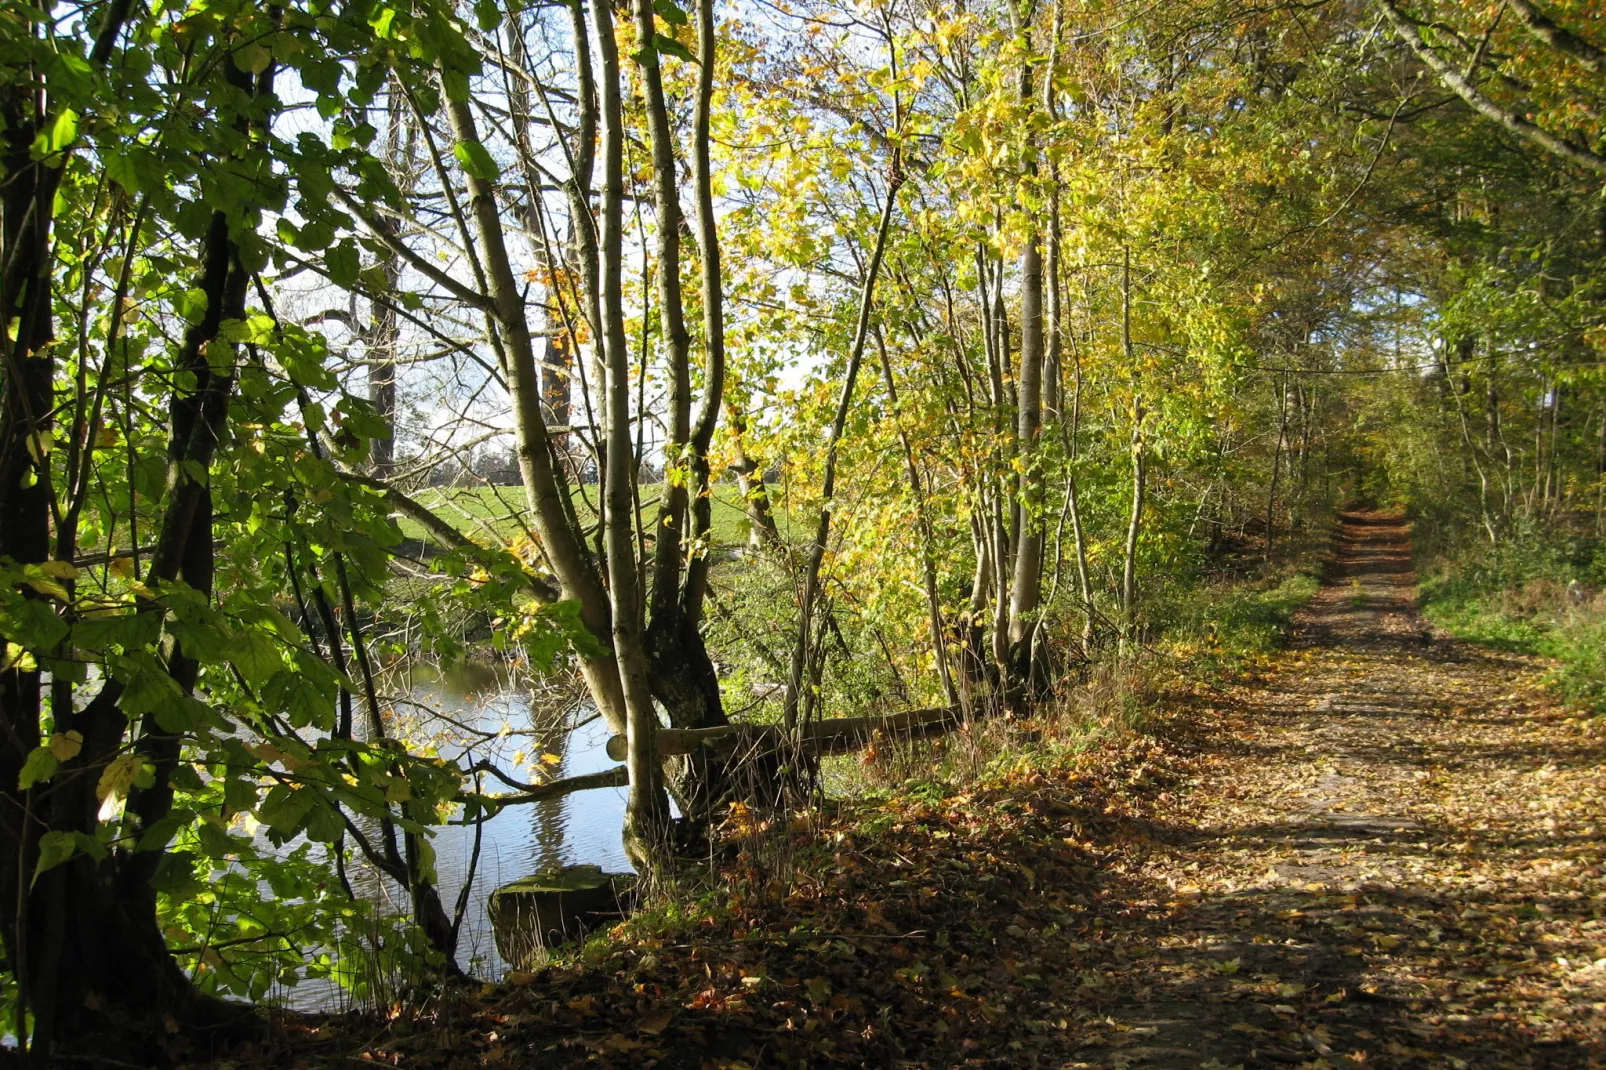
top-left (1418, 521), bottom-right (1606, 714)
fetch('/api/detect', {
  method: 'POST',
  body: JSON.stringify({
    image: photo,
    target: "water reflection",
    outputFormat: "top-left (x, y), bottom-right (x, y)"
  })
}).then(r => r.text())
top-left (283, 662), bottom-right (632, 1004)
top-left (402, 662), bottom-right (633, 974)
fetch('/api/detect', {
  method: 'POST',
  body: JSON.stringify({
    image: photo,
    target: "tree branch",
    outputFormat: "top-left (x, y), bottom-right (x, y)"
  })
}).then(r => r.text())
top-left (1377, 0), bottom-right (1606, 174)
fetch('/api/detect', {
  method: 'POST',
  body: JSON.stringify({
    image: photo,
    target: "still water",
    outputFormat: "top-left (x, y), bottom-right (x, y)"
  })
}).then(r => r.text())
top-left (401, 661), bottom-right (633, 977)
top-left (269, 661), bottom-right (633, 1009)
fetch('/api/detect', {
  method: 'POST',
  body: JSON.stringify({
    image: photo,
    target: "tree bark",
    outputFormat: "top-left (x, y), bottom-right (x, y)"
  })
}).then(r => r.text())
top-left (591, 0), bottom-right (671, 870)
top-left (636, 0), bottom-right (729, 746)
top-left (441, 79), bottom-right (628, 738)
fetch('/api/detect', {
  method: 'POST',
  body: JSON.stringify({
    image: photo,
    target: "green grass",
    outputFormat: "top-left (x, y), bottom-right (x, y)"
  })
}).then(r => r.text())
top-left (1159, 565), bottom-right (1323, 673)
top-left (395, 483), bottom-right (796, 551)
top-left (1419, 570), bottom-right (1606, 714)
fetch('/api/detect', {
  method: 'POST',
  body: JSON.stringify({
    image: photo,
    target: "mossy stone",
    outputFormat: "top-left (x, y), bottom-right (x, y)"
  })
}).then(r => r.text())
top-left (487, 864), bottom-right (634, 966)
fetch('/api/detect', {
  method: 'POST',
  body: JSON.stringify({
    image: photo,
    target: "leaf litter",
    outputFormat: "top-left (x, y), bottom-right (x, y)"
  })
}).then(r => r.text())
top-left (242, 515), bottom-right (1605, 1068)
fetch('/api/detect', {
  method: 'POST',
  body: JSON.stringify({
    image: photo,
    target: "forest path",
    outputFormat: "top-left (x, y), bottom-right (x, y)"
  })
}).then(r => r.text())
top-left (1069, 511), bottom-right (1606, 1068)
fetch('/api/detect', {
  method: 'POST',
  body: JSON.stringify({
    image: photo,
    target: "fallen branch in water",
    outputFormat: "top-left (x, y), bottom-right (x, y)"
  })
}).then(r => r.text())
top-left (457, 766), bottom-right (630, 819)
top-left (605, 706), bottom-right (967, 762)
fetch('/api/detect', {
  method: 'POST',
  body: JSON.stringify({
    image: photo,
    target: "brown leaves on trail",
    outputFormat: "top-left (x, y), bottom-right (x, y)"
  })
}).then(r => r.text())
top-left (257, 731), bottom-right (1194, 1070)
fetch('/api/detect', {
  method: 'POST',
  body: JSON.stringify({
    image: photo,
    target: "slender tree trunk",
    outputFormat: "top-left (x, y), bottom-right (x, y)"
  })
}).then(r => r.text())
top-left (729, 403), bottom-right (781, 550)
top-left (367, 79), bottom-right (409, 476)
top-left (785, 172), bottom-right (904, 732)
top-left (682, 0), bottom-right (728, 627)
top-left (1118, 249), bottom-right (1144, 657)
top-left (442, 78), bottom-right (628, 738)
top-left (1006, 230), bottom-right (1045, 690)
top-left (1265, 370), bottom-right (1288, 563)
top-left (1120, 413), bottom-right (1147, 657)
top-left (591, 0), bottom-right (670, 870)
top-left (875, 327), bottom-right (960, 709)
top-left (638, 0), bottom-right (729, 744)
top-left (1448, 339), bottom-right (1498, 543)
top-left (1596, 402), bottom-right (1605, 537)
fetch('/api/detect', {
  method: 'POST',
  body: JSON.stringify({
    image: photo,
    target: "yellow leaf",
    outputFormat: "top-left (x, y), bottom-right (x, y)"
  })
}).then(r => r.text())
top-left (540, 753), bottom-right (561, 765)
top-left (1, 643), bottom-right (35, 674)
top-left (48, 730), bottom-right (83, 762)
top-left (96, 753), bottom-right (142, 820)
top-left (38, 560), bottom-right (79, 580)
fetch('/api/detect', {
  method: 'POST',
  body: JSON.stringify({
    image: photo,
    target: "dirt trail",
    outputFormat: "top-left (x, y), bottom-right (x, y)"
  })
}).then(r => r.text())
top-left (1071, 512), bottom-right (1606, 1068)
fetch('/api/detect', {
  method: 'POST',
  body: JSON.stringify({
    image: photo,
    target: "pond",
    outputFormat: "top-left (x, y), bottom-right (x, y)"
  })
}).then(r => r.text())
top-left (402, 661), bottom-right (634, 976)
top-left (278, 660), bottom-right (633, 1008)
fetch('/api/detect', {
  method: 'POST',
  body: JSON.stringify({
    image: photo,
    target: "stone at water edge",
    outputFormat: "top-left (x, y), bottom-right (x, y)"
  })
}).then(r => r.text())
top-left (487, 864), bottom-right (635, 967)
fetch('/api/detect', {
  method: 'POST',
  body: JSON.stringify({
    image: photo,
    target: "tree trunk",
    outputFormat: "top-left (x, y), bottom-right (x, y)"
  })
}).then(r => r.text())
top-left (1006, 231), bottom-right (1045, 693)
top-left (1265, 370), bottom-right (1288, 563)
top-left (728, 403), bottom-right (782, 550)
top-left (635, 0), bottom-right (729, 749)
top-left (1120, 416), bottom-right (1147, 657)
top-left (784, 172), bottom-right (903, 732)
top-left (591, 0), bottom-right (671, 871)
top-left (1118, 249), bottom-right (1144, 657)
top-left (441, 79), bottom-right (628, 739)
top-left (875, 327), bottom-right (961, 709)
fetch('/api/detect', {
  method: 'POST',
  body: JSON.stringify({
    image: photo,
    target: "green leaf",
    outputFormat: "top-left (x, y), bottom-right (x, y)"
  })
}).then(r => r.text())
top-left (294, 220), bottom-right (334, 251)
top-left (453, 140), bottom-right (500, 182)
top-left (441, 68), bottom-right (471, 103)
top-left (233, 43), bottom-right (272, 75)
top-left (150, 850), bottom-right (206, 897)
top-left (304, 800), bottom-right (344, 843)
top-left (137, 813), bottom-right (188, 852)
top-left (370, 5), bottom-right (397, 37)
top-left (224, 776), bottom-right (258, 814)
top-left (6, 597), bottom-right (69, 650)
top-left (168, 763), bottom-right (204, 792)
top-left (73, 611), bottom-right (160, 652)
top-left (653, 33), bottom-right (696, 63)
top-left (196, 819), bottom-right (235, 858)
top-left (263, 669), bottom-right (335, 729)
top-left (19, 746), bottom-right (58, 789)
top-left (257, 784), bottom-right (316, 836)
top-left (178, 287), bottom-right (210, 324)
top-left (105, 150), bottom-right (142, 193)
top-left (117, 653), bottom-right (184, 718)
top-left (229, 631), bottom-right (282, 687)
top-left (325, 239), bottom-right (360, 287)
top-left (48, 108), bottom-right (79, 153)
top-left (33, 831), bottom-right (77, 883)
top-left (653, 0), bottom-right (689, 26)
top-left (153, 695), bottom-right (209, 734)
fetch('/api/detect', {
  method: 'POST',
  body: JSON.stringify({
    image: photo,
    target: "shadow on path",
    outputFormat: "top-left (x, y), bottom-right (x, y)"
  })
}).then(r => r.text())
top-left (1061, 511), bottom-right (1606, 1069)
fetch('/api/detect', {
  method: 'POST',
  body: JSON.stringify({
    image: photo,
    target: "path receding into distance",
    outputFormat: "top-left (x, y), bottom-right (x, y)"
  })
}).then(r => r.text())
top-left (1067, 512), bottom-right (1606, 1068)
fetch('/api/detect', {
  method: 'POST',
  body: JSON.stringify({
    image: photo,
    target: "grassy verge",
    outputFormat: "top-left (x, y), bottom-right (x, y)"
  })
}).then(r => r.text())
top-left (394, 483), bottom-right (796, 550)
top-left (1417, 525), bottom-right (1606, 715)
top-left (1150, 521), bottom-right (1329, 679)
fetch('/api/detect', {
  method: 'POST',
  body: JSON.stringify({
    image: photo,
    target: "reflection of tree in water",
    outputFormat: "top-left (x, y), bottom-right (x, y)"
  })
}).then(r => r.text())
top-left (525, 699), bottom-right (573, 873)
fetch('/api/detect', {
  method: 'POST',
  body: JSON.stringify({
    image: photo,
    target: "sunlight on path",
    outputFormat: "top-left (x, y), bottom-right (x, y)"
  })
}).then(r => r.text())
top-left (1070, 512), bottom-right (1606, 1069)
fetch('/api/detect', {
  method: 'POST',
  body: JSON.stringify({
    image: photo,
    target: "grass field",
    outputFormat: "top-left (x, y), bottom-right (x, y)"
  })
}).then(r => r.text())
top-left (396, 482), bottom-right (795, 551)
